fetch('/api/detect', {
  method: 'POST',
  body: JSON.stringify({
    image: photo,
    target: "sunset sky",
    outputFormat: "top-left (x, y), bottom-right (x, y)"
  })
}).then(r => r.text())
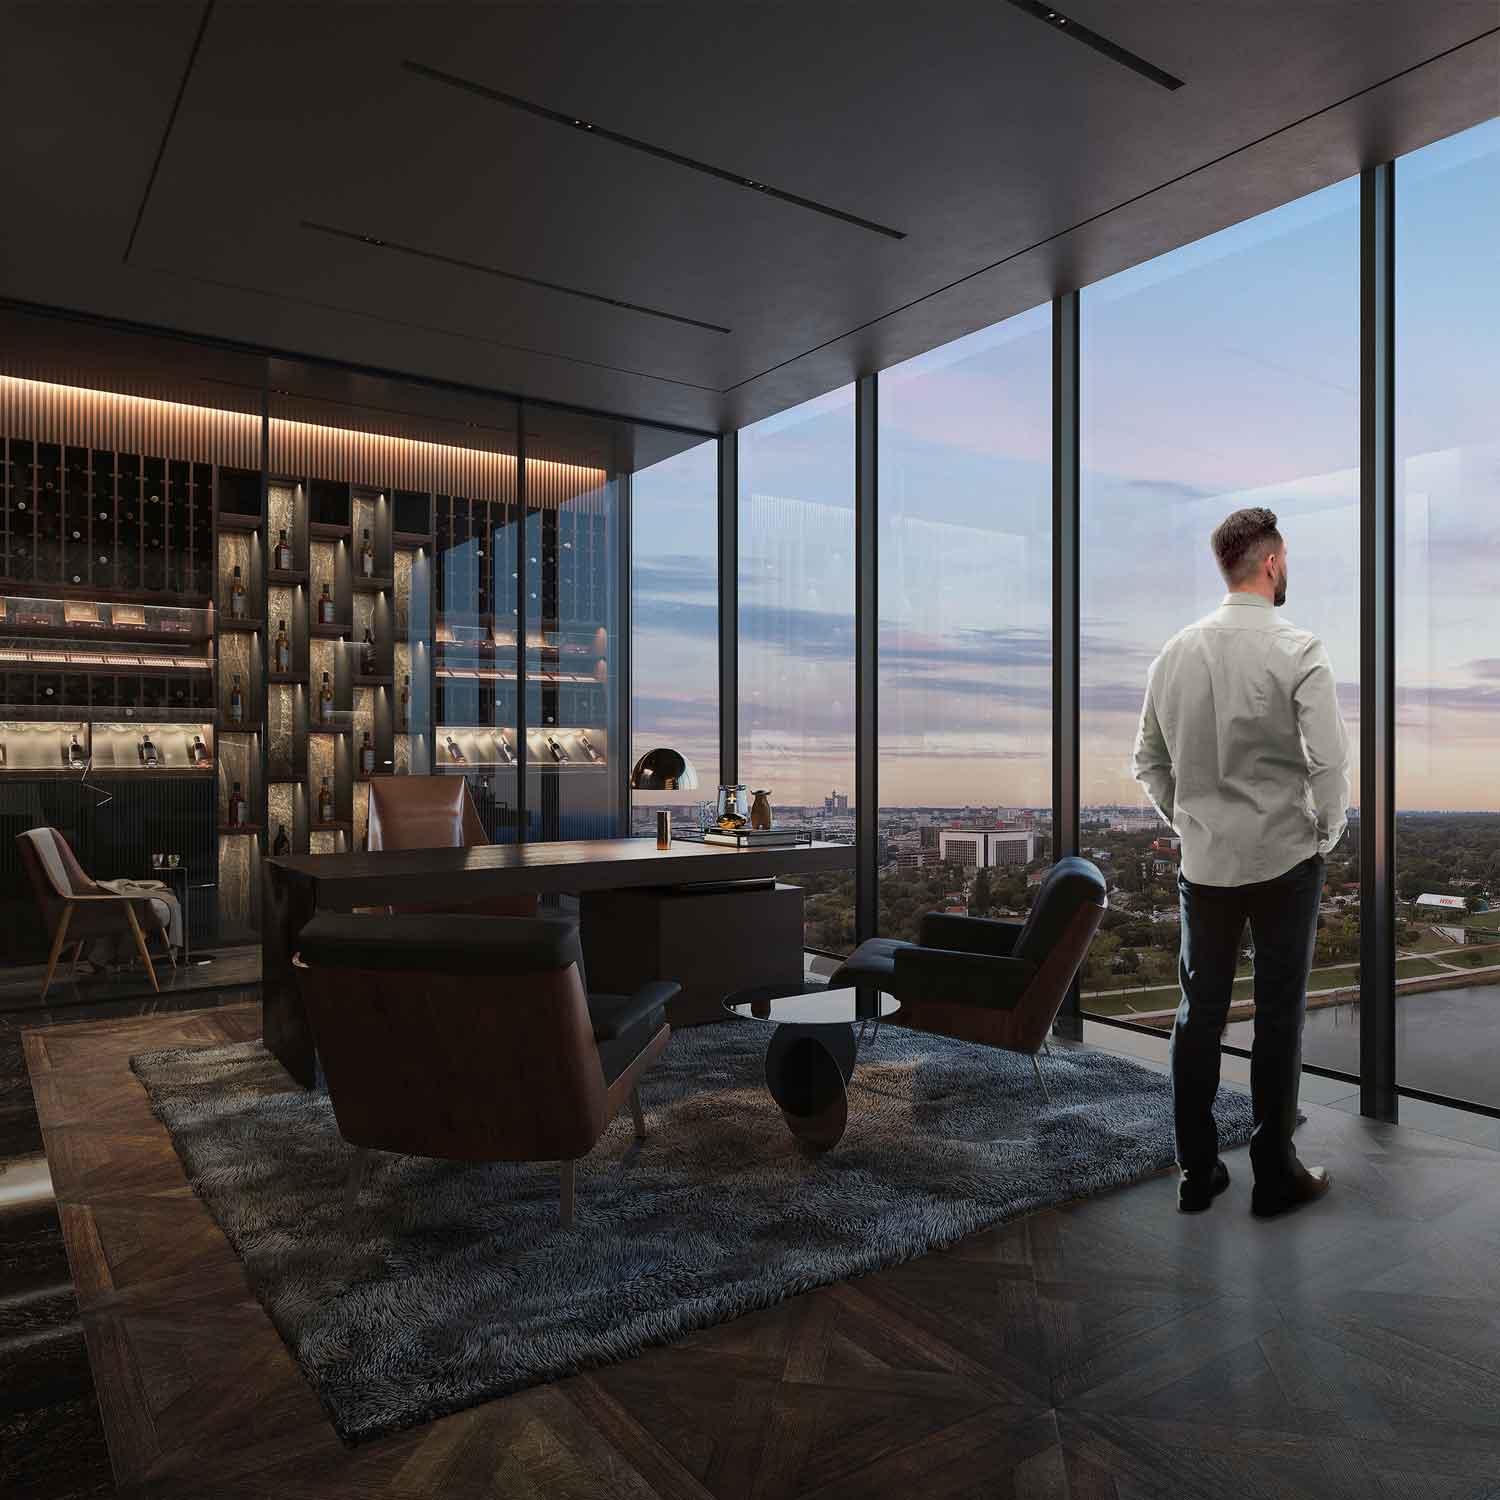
top-left (631, 118), bottom-right (1497, 813)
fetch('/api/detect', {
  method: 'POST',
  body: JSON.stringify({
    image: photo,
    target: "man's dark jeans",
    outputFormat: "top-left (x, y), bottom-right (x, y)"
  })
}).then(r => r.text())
top-left (1171, 852), bottom-right (1325, 1187)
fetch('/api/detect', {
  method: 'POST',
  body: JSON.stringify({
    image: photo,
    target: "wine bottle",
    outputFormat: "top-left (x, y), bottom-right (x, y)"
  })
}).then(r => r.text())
top-left (190, 733), bottom-right (210, 767)
top-left (360, 527), bottom-right (374, 578)
top-left (546, 733), bottom-right (570, 764)
top-left (318, 671), bottom-right (333, 724)
top-left (230, 565), bottom-right (246, 620)
top-left (359, 731), bottom-right (375, 775)
top-left (140, 731), bottom-right (158, 767)
top-left (576, 731), bottom-right (603, 764)
top-left (497, 734), bottom-right (516, 765)
top-left (274, 619), bottom-right (290, 673)
top-left (318, 583), bottom-right (334, 625)
top-left (67, 733), bottom-right (87, 769)
top-left (272, 823), bottom-right (290, 856)
top-left (229, 674), bottom-right (243, 723)
top-left (227, 780), bottom-right (245, 826)
top-left (317, 776), bottom-right (333, 824)
top-left (275, 529), bottom-right (293, 571)
top-left (444, 734), bottom-right (466, 765)
top-left (360, 627), bottom-right (375, 677)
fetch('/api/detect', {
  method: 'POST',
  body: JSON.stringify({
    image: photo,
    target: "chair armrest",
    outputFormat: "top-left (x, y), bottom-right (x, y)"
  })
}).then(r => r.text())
top-left (892, 945), bottom-right (1037, 1011)
top-left (916, 911), bottom-right (1025, 957)
top-left (59, 893), bottom-right (139, 903)
top-left (590, 980), bottom-right (680, 1040)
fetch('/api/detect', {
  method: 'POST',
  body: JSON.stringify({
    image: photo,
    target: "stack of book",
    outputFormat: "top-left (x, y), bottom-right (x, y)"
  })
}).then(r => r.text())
top-left (701, 826), bottom-right (811, 849)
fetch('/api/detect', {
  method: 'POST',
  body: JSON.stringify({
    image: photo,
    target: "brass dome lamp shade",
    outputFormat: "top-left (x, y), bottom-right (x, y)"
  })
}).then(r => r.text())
top-left (628, 748), bottom-right (699, 792)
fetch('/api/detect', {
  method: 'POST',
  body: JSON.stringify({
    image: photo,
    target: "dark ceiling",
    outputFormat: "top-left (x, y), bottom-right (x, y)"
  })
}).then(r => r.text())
top-left (0, 2), bottom-right (1494, 436)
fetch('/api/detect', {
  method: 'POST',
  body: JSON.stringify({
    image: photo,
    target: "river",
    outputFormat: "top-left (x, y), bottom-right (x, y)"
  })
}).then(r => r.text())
top-left (1222, 981), bottom-right (1500, 1109)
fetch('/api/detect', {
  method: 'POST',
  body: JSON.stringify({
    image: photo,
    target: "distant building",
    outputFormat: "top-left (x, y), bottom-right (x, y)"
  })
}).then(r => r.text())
top-left (1110, 810), bottom-right (1162, 833)
top-left (939, 829), bottom-right (1038, 868)
top-left (1415, 893), bottom-right (1468, 914)
top-left (823, 789), bottom-right (849, 815)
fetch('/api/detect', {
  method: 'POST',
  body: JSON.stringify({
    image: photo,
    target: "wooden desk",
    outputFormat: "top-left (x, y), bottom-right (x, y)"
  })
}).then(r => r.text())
top-left (262, 837), bottom-right (854, 1086)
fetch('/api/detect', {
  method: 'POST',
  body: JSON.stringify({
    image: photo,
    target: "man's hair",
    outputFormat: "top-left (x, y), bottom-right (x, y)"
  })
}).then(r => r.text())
top-left (1211, 507), bottom-right (1282, 584)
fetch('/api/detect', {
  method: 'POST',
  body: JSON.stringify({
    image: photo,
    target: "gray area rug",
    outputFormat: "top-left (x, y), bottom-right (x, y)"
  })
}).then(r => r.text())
top-left (130, 1025), bottom-right (1254, 1445)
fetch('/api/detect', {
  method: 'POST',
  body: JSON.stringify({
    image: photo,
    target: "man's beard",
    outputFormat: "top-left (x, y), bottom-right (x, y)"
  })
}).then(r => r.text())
top-left (1274, 567), bottom-right (1287, 607)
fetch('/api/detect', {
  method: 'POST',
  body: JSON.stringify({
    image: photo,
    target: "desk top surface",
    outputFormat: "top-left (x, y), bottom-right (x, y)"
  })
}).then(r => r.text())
top-left (267, 836), bottom-right (854, 894)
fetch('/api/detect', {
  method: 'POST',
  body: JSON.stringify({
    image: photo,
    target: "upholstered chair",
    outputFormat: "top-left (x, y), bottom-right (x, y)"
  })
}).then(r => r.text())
top-left (364, 777), bottom-right (536, 917)
top-left (830, 856), bottom-right (1107, 1096)
top-left (16, 826), bottom-right (173, 998)
top-left (293, 911), bottom-right (677, 1227)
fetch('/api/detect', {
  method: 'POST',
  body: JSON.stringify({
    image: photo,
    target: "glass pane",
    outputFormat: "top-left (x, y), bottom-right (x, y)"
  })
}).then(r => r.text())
top-left (1080, 179), bottom-right (1360, 1064)
top-left (878, 306), bottom-right (1052, 943)
top-left (630, 437), bottom-right (718, 833)
top-left (1395, 119), bottom-right (1500, 1111)
top-left (739, 387), bottom-right (856, 959)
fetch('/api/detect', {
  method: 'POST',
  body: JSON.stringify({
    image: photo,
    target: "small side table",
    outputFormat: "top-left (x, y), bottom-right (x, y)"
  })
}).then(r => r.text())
top-left (147, 864), bottom-right (194, 964)
top-left (723, 983), bottom-right (901, 1149)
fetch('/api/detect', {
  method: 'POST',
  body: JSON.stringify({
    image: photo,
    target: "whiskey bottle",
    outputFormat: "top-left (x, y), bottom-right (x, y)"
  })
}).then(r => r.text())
top-left (67, 732), bottom-right (87, 769)
top-left (275, 529), bottom-right (293, 571)
top-left (228, 674), bottom-right (244, 723)
top-left (140, 731), bottom-right (158, 767)
top-left (272, 823), bottom-right (290, 856)
top-left (576, 731), bottom-right (603, 764)
top-left (317, 776), bottom-right (333, 824)
top-left (444, 734), bottom-right (466, 765)
top-left (318, 583), bottom-right (335, 625)
top-left (230, 565), bottom-right (246, 620)
top-left (546, 733), bottom-right (570, 764)
top-left (398, 674), bottom-right (410, 731)
top-left (318, 671), bottom-right (333, 724)
top-left (274, 619), bottom-right (290, 673)
top-left (227, 780), bottom-right (245, 827)
top-left (359, 527), bottom-right (374, 578)
top-left (189, 733), bottom-right (211, 767)
top-left (360, 627), bottom-right (375, 678)
top-left (359, 731), bottom-right (375, 775)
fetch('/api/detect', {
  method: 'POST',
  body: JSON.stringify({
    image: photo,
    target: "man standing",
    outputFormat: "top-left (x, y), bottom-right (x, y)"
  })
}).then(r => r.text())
top-left (1132, 507), bottom-right (1352, 1217)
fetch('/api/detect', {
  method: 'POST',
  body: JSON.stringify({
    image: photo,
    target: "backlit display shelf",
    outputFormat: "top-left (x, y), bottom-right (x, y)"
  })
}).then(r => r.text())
top-left (0, 640), bottom-right (212, 672)
top-left (0, 594), bottom-right (211, 641)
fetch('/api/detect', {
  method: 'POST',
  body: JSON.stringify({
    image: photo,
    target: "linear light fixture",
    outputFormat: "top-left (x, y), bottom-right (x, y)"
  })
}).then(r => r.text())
top-left (402, 58), bottom-right (907, 241)
top-left (301, 219), bottom-right (731, 335)
top-left (1003, 1), bottom-right (1185, 90)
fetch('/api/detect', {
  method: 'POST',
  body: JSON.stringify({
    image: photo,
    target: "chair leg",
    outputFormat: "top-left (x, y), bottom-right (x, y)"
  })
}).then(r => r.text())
top-left (630, 1086), bottom-right (646, 1139)
top-left (123, 905), bottom-right (159, 993)
top-left (1031, 1053), bottom-right (1053, 1105)
top-left (342, 1147), bottom-right (371, 1218)
top-left (559, 1161), bottom-right (576, 1229)
top-left (70, 941), bottom-right (85, 976)
top-left (41, 907), bottom-right (75, 1001)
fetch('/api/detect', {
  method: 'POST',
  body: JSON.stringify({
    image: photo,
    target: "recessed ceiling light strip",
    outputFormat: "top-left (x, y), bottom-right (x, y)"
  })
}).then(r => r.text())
top-left (300, 220), bottom-right (732, 334)
top-left (1002, 1), bottom-right (1185, 91)
top-left (402, 58), bottom-right (907, 241)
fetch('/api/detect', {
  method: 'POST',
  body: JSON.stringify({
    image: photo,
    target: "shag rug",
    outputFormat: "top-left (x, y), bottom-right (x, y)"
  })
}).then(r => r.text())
top-left (131, 1025), bottom-right (1254, 1445)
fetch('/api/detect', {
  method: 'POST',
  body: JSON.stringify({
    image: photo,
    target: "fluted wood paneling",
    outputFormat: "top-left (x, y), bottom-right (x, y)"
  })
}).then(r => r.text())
top-left (0, 375), bottom-right (259, 466)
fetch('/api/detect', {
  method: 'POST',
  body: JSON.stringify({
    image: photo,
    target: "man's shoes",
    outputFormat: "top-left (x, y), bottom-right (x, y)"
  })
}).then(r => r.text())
top-left (1251, 1164), bottom-right (1332, 1219)
top-left (1178, 1159), bottom-right (1230, 1213)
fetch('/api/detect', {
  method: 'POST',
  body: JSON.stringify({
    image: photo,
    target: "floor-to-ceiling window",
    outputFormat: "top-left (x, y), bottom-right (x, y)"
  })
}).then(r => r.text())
top-left (876, 308), bottom-right (1052, 941)
top-left (629, 436), bottom-right (718, 833)
top-left (1395, 118), bottom-right (1500, 1112)
top-left (739, 387), bottom-right (856, 956)
top-left (1080, 179), bottom-right (1361, 1065)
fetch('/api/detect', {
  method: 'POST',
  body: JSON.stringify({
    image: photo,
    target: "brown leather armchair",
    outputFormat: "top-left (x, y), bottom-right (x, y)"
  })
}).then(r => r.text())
top-left (16, 826), bottom-right (173, 998)
top-left (294, 911), bottom-right (676, 1228)
top-left (365, 776), bottom-right (535, 917)
top-left (830, 857), bottom-right (1107, 1098)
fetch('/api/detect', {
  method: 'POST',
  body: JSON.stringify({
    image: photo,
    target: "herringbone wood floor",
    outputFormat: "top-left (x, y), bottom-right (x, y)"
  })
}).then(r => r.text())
top-left (24, 1004), bottom-right (1500, 1499)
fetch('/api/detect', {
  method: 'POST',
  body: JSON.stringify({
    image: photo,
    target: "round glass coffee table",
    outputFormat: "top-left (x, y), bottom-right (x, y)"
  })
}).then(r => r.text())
top-left (723, 983), bottom-right (900, 1149)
